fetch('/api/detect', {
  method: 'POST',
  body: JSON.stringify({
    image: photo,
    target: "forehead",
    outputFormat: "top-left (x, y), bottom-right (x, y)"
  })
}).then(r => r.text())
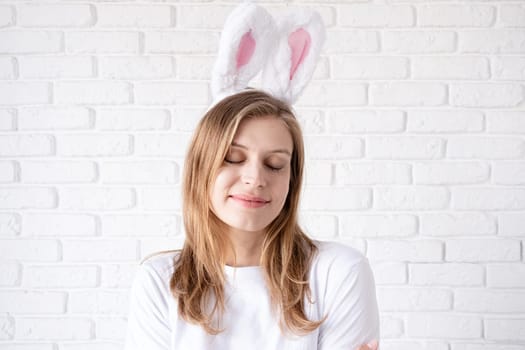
top-left (233, 116), bottom-right (293, 152)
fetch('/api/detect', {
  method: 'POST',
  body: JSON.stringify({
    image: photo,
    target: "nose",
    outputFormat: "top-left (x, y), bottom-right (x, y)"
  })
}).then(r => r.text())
top-left (241, 162), bottom-right (266, 188)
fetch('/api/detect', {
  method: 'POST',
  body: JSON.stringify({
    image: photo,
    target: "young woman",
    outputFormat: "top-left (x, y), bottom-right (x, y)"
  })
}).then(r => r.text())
top-left (124, 90), bottom-right (380, 350)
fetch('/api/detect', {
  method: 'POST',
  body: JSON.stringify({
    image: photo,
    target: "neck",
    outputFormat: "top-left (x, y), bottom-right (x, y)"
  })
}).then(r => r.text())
top-left (225, 228), bottom-right (265, 267)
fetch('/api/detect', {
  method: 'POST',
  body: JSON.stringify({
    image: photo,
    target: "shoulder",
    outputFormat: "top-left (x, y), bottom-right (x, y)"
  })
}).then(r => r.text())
top-left (313, 240), bottom-right (367, 269)
top-left (134, 250), bottom-right (179, 292)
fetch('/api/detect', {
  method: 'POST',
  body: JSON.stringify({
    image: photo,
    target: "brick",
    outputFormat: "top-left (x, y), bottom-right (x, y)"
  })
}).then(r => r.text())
top-left (176, 55), bottom-right (213, 80)
top-left (371, 83), bottom-right (447, 106)
top-left (18, 56), bottom-right (93, 79)
top-left (23, 265), bottom-right (98, 288)
top-left (97, 108), bottom-right (170, 131)
top-left (460, 30), bottom-right (525, 53)
top-left (452, 344), bottom-right (525, 350)
top-left (177, 5), bottom-right (233, 29)
top-left (371, 262), bottom-right (407, 285)
top-left (304, 136), bottom-right (363, 159)
top-left (15, 318), bottom-right (92, 340)
top-left (498, 212), bottom-right (525, 236)
top-left (328, 110), bottom-right (405, 133)
top-left (487, 111), bottom-right (525, 134)
top-left (0, 6), bottom-right (13, 27)
top-left (406, 314), bottom-right (482, 338)
top-left (66, 31), bottom-right (139, 54)
top-left (381, 316), bottom-right (405, 338)
top-left (451, 83), bottom-right (523, 107)
top-left (0, 161), bottom-right (16, 183)
top-left (492, 162), bottom-right (525, 185)
top-left (447, 137), bottom-right (525, 159)
top-left (96, 4), bottom-right (172, 27)
top-left (420, 212), bottom-right (496, 236)
top-left (499, 4), bottom-right (525, 27)
top-left (0, 82), bottom-right (50, 105)
top-left (59, 343), bottom-right (121, 350)
top-left (0, 109), bottom-right (14, 130)
top-left (134, 133), bottom-right (190, 158)
top-left (63, 239), bottom-right (137, 262)
top-left (375, 186), bottom-right (449, 210)
top-left (407, 110), bottom-right (484, 133)
top-left (333, 55), bottom-right (408, 80)
top-left (22, 213), bottom-right (97, 237)
top-left (299, 82), bottom-right (367, 106)
top-left (487, 264), bottom-right (525, 288)
top-left (0, 315), bottom-right (14, 340)
top-left (368, 136), bottom-right (444, 160)
top-left (145, 31), bottom-right (219, 54)
top-left (0, 31), bottom-right (62, 54)
top-left (101, 214), bottom-right (179, 236)
top-left (367, 240), bottom-right (443, 262)
top-left (140, 237), bottom-right (184, 258)
top-left (59, 187), bottom-right (135, 210)
top-left (55, 81), bottom-right (131, 105)
top-left (98, 56), bottom-right (174, 79)
top-left (414, 162), bottom-right (489, 185)
top-left (335, 162), bottom-right (411, 185)
top-left (69, 290), bottom-right (128, 315)
top-left (100, 161), bottom-right (178, 184)
top-left (413, 56), bottom-right (489, 80)
top-left (0, 56), bottom-right (15, 79)
top-left (456, 289), bottom-right (525, 313)
top-left (140, 187), bottom-right (182, 211)
top-left (0, 291), bottom-right (66, 313)
top-left (0, 213), bottom-right (20, 236)
top-left (446, 239), bottom-right (521, 262)
top-left (101, 263), bottom-right (137, 288)
top-left (0, 261), bottom-right (20, 286)
top-left (382, 342), bottom-right (448, 350)
top-left (339, 4), bottom-right (414, 27)
top-left (0, 239), bottom-right (59, 261)
top-left (304, 161), bottom-right (332, 185)
top-left (20, 161), bottom-right (96, 184)
top-left (485, 319), bottom-right (525, 341)
top-left (409, 263), bottom-right (484, 286)
top-left (171, 107), bottom-right (206, 132)
top-left (56, 134), bottom-right (131, 157)
top-left (268, 6), bottom-right (335, 28)
top-left (18, 107), bottom-right (92, 130)
top-left (324, 30), bottom-right (379, 53)
top-left (18, 4), bottom-right (93, 27)
top-left (134, 82), bottom-right (209, 105)
top-left (452, 188), bottom-right (525, 210)
top-left (299, 214), bottom-right (337, 238)
top-left (418, 5), bottom-right (494, 27)
top-left (0, 135), bottom-right (54, 157)
top-left (492, 56), bottom-right (525, 81)
top-left (96, 317), bottom-right (127, 340)
top-left (302, 187), bottom-right (371, 210)
top-left (0, 344), bottom-right (55, 350)
top-left (0, 188), bottom-right (56, 209)
top-left (340, 214), bottom-right (417, 237)
top-left (377, 287), bottom-right (452, 311)
top-left (383, 31), bottom-right (456, 53)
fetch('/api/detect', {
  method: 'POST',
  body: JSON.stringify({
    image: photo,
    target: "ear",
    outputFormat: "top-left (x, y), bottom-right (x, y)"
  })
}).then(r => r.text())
top-left (261, 9), bottom-right (325, 104)
top-left (211, 2), bottom-right (277, 103)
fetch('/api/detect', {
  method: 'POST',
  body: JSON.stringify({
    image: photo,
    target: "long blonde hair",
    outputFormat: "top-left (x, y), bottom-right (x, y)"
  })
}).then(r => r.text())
top-left (171, 90), bottom-right (322, 335)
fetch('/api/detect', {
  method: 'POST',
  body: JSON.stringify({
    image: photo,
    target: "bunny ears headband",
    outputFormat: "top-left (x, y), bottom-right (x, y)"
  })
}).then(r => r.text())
top-left (211, 2), bottom-right (326, 105)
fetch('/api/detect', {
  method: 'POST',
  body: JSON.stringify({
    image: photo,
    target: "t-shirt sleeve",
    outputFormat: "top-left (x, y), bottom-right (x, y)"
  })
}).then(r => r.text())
top-left (124, 262), bottom-right (172, 350)
top-left (317, 256), bottom-right (380, 350)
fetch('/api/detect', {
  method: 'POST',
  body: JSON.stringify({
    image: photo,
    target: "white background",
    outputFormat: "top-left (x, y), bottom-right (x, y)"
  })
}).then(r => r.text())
top-left (0, 0), bottom-right (524, 349)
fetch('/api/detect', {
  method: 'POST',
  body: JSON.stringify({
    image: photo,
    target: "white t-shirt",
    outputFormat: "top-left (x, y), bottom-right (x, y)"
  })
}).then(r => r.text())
top-left (124, 241), bottom-right (380, 350)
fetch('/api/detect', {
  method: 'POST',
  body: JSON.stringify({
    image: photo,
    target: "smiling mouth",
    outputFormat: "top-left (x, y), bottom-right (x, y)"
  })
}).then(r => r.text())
top-left (229, 194), bottom-right (270, 208)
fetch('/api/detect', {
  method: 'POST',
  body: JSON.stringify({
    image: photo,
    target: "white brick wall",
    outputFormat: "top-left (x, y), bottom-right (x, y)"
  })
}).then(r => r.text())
top-left (0, 1), bottom-right (523, 349)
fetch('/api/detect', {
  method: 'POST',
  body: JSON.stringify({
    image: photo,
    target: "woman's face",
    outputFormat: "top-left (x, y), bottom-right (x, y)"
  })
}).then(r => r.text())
top-left (210, 115), bottom-right (293, 236)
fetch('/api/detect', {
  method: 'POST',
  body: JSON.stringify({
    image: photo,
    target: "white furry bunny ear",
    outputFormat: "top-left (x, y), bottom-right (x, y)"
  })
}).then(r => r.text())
top-left (261, 9), bottom-right (325, 104)
top-left (211, 2), bottom-right (277, 103)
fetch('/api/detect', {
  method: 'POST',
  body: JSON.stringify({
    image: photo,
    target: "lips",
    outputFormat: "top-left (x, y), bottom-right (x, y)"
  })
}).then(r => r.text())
top-left (229, 194), bottom-right (270, 208)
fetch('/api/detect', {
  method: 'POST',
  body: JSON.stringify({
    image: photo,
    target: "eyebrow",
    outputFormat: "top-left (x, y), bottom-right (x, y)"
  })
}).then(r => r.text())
top-left (231, 142), bottom-right (292, 156)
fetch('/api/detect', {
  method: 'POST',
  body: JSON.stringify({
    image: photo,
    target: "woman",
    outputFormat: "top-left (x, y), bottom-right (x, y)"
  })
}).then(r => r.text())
top-left (124, 90), bottom-right (380, 349)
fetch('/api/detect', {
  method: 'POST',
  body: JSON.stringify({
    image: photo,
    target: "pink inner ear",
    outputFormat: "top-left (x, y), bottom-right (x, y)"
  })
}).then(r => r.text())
top-left (236, 30), bottom-right (256, 69)
top-left (288, 28), bottom-right (311, 81)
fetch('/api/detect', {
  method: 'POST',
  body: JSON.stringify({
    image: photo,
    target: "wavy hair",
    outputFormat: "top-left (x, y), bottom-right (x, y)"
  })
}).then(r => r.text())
top-left (171, 89), bottom-right (321, 335)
